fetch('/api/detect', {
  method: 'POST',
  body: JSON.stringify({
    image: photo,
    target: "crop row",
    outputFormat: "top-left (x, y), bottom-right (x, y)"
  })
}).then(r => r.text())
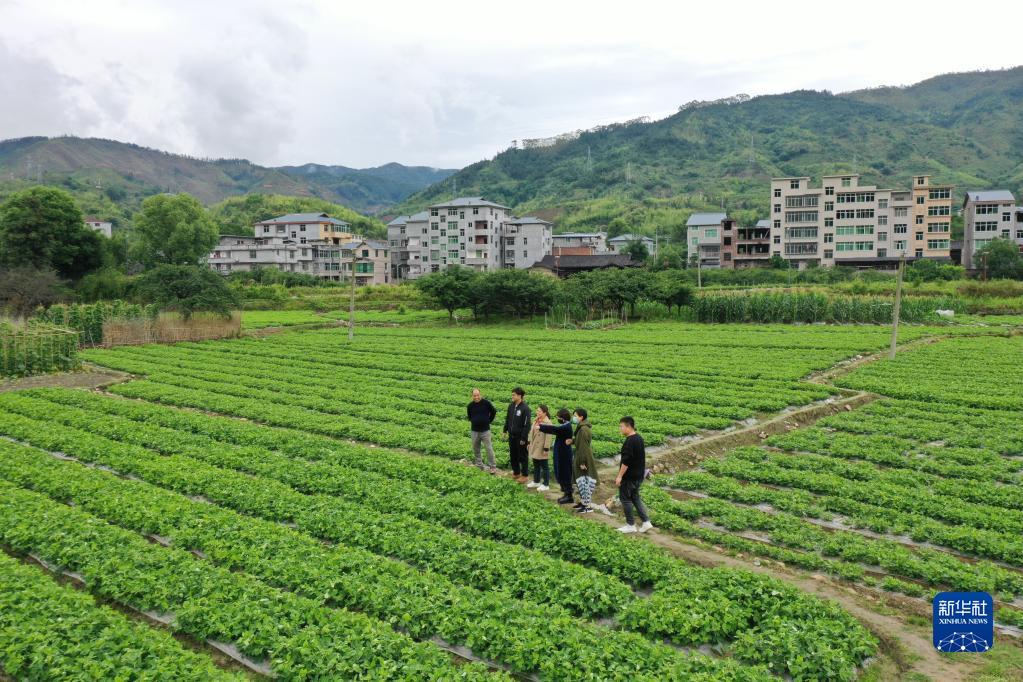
top-left (0, 479), bottom-right (494, 680)
top-left (660, 462), bottom-right (1023, 568)
top-left (0, 549), bottom-right (241, 681)
top-left (0, 394), bottom-right (878, 680)
top-left (819, 409), bottom-right (1023, 455)
top-left (644, 483), bottom-right (1023, 598)
top-left (0, 393), bottom-right (628, 618)
top-left (767, 427), bottom-right (1021, 484)
top-left (0, 438), bottom-right (760, 681)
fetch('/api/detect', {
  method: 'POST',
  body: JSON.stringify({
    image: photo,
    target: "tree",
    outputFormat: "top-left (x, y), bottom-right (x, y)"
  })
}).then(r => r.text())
top-left (650, 270), bottom-right (693, 313)
top-left (648, 244), bottom-right (685, 270)
top-left (622, 239), bottom-right (649, 263)
top-left (975, 238), bottom-right (1023, 280)
top-left (768, 254), bottom-right (790, 269)
top-left (134, 265), bottom-right (238, 319)
top-left (133, 194), bottom-right (219, 267)
top-left (477, 269), bottom-right (558, 318)
top-left (414, 266), bottom-right (481, 321)
top-left (906, 258), bottom-right (963, 283)
top-left (0, 267), bottom-right (64, 316)
top-left (0, 186), bottom-right (105, 280)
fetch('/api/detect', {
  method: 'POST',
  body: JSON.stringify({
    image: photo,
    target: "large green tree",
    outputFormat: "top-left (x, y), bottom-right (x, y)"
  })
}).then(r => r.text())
top-left (975, 238), bottom-right (1023, 280)
top-left (133, 193), bottom-right (219, 267)
top-left (134, 265), bottom-right (238, 319)
top-left (0, 186), bottom-right (105, 279)
top-left (414, 266), bottom-right (482, 321)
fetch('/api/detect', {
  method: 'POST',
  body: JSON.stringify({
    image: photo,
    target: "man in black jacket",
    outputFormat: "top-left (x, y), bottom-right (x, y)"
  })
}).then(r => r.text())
top-left (467, 388), bottom-right (497, 472)
top-left (503, 387), bottom-right (531, 482)
top-left (615, 416), bottom-right (653, 534)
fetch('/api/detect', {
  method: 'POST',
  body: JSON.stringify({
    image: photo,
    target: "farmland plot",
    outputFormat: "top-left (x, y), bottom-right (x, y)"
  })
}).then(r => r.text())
top-left (0, 322), bottom-right (913, 680)
top-left (649, 335), bottom-right (1023, 628)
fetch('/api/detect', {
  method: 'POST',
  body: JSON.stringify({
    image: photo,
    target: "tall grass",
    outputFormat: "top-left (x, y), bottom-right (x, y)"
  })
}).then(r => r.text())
top-left (690, 291), bottom-right (965, 324)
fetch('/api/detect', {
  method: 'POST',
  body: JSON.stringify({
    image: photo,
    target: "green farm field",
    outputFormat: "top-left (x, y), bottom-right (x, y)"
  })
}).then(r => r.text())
top-left (0, 320), bottom-right (1020, 680)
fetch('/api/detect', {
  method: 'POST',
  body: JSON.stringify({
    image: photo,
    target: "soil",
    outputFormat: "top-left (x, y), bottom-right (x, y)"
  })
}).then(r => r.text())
top-left (0, 364), bottom-right (131, 393)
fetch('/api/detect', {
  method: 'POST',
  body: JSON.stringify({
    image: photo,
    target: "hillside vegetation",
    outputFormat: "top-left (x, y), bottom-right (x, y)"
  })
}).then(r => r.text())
top-left (0, 137), bottom-right (452, 224)
top-left (397, 67), bottom-right (1023, 236)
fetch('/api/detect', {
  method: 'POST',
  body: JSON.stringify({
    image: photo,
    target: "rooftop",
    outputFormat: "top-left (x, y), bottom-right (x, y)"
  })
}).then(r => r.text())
top-left (387, 211), bottom-right (429, 226)
top-left (608, 233), bottom-right (654, 243)
top-left (428, 197), bottom-right (510, 210)
top-left (257, 212), bottom-right (349, 226)
top-left (507, 216), bottom-right (552, 225)
top-left (966, 190), bottom-right (1016, 203)
top-left (552, 231), bottom-right (606, 238)
top-left (755, 219), bottom-right (770, 228)
top-left (340, 239), bottom-right (389, 250)
top-left (686, 212), bottom-right (728, 227)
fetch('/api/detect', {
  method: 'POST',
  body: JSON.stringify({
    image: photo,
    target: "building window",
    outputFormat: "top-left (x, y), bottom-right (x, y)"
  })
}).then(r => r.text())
top-left (824, 201), bottom-right (834, 212)
top-left (706, 229), bottom-right (718, 238)
top-left (522, 250), bottom-right (528, 258)
top-left (915, 248), bottom-right (924, 257)
top-left (773, 188), bottom-right (781, 197)
top-left (523, 237), bottom-right (528, 245)
top-left (789, 179), bottom-right (799, 189)
top-left (1017, 230), bottom-right (1023, 240)
top-left (836, 192), bottom-right (875, 204)
top-left (773, 204), bottom-right (781, 214)
top-left (825, 186), bottom-right (834, 196)
top-left (877, 232), bottom-right (887, 241)
top-left (927, 239), bottom-right (950, 250)
top-left (473, 208), bottom-right (479, 215)
top-left (823, 249), bottom-right (833, 259)
top-left (773, 220), bottom-right (781, 229)
top-left (927, 206), bottom-right (950, 216)
top-left (894, 240), bottom-right (907, 251)
top-left (841, 177), bottom-right (851, 187)
top-left (894, 224), bottom-right (908, 234)
top-left (824, 218), bottom-right (834, 228)
top-left (506, 237), bottom-right (516, 245)
top-left (915, 231), bottom-right (924, 240)
top-left (894, 207), bottom-right (908, 217)
top-left (929, 188), bottom-right (950, 200)
top-left (915, 215), bottom-right (923, 225)
top-left (878, 199), bottom-right (888, 209)
top-left (916, 196), bottom-right (925, 204)
top-left (823, 233), bottom-right (833, 243)
top-left (878, 215), bottom-right (888, 226)
top-left (772, 235), bottom-right (781, 244)
top-left (877, 248), bottom-right (886, 258)
top-left (975, 204), bottom-right (998, 215)
top-left (974, 221), bottom-right (998, 232)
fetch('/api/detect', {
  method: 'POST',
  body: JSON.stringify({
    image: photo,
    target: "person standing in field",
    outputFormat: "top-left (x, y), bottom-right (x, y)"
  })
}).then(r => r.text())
top-left (466, 388), bottom-right (497, 473)
top-left (503, 387), bottom-right (531, 482)
top-left (526, 404), bottom-right (553, 491)
top-left (571, 408), bottom-right (597, 513)
top-left (539, 408), bottom-right (575, 504)
top-left (615, 416), bottom-right (653, 534)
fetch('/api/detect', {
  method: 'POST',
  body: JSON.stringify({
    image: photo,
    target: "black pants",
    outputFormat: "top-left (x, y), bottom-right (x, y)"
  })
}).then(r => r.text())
top-left (532, 459), bottom-right (549, 485)
top-left (509, 438), bottom-right (529, 476)
top-left (554, 450), bottom-right (573, 496)
top-left (619, 479), bottom-right (649, 525)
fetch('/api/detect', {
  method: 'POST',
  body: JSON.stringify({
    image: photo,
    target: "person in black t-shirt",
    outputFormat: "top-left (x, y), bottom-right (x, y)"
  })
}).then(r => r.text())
top-left (466, 388), bottom-right (497, 472)
top-left (615, 416), bottom-right (653, 534)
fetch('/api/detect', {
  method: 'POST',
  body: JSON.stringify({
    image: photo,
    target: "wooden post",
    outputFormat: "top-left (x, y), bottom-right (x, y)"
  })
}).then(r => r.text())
top-left (889, 253), bottom-right (905, 359)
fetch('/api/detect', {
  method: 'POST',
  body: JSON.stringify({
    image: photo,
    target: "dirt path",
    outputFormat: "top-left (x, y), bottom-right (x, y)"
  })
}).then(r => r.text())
top-left (0, 364), bottom-right (130, 393)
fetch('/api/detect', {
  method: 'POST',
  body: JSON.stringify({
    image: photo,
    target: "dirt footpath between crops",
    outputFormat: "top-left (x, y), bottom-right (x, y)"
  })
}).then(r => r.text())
top-left (0, 364), bottom-right (130, 393)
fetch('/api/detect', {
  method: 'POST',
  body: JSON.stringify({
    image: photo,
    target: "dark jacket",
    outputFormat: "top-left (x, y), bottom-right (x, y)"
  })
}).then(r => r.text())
top-left (539, 421), bottom-right (573, 458)
top-left (504, 401), bottom-right (531, 440)
top-left (620, 433), bottom-right (646, 482)
top-left (572, 422), bottom-right (597, 482)
top-left (466, 399), bottom-right (497, 432)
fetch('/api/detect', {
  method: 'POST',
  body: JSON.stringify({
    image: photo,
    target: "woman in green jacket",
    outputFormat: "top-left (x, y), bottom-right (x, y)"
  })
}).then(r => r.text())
top-left (571, 408), bottom-right (598, 513)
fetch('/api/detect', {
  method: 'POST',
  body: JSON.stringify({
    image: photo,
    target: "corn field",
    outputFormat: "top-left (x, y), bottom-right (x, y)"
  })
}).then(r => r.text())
top-left (0, 322), bottom-right (80, 378)
top-left (691, 292), bottom-right (965, 324)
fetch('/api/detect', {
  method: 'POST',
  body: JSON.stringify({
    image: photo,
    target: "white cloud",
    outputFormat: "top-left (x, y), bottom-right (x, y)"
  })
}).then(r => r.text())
top-left (1, 0), bottom-right (1021, 168)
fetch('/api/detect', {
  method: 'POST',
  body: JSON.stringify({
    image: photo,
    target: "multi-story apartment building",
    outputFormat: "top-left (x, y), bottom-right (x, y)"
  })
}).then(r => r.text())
top-left (551, 231), bottom-right (607, 255)
top-left (720, 219), bottom-right (771, 269)
top-left (608, 233), bottom-right (657, 258)
top-left (503, 217), bottom-right (552, 269)
top-left (962, 190), bottom-right (1023, 268)
top-left (387, 198), bottom-right (553, 280)
top-left (769, 174), bottom-right (953, 269)
top-left (254, 212), bottom-right (355, 245)
top-left (313, 239), bottom-right (390, 285)
top-left (208, 234), bottom-right (306, 274)
top-left (686, 212), bottom-right (727, 268)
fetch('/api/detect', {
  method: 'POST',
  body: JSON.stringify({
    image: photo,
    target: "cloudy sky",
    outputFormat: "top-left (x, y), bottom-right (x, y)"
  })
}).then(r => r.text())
top-left (2, 0), bottom-right (1021, 169)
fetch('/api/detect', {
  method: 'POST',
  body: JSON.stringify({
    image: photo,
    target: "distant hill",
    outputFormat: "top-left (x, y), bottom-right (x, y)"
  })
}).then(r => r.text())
top-left (395, 66), bottom-right (1023, 239)
top-left (0, 137), bottom-right (455, 227)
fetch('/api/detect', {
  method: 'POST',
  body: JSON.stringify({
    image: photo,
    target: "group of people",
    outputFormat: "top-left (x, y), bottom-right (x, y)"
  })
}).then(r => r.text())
top-left (467, 387), bottom-right (653, 533)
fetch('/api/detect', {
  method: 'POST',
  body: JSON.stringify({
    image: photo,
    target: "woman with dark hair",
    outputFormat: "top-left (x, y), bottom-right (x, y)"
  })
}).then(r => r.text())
top-left (526, 404), bottom-right (553, 491)
top-left (571, 408), bottom-right (597, 513)
top-left (538, 408), bottom-right (575, 504)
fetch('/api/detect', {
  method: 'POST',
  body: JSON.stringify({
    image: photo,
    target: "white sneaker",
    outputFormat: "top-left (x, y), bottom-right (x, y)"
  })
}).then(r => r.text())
top-left (617, 524), bottom-right (638, 534)
top-left (637, 521), bottom-right (654, 533)
top-left (536, 484), bottom-right (549, 492)
top-left (526, 481), bottom-right (538, 488)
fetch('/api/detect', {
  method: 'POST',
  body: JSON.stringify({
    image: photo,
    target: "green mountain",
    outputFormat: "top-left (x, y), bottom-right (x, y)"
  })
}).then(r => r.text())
top-left (0, 137), bottom-right (454, 227)
top-left (396, 67), bottom-right (1023, 239)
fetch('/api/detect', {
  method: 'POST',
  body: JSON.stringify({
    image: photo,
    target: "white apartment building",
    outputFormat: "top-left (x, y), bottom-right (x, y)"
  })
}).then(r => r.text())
top-left (686, 213), bottom-right (728, 268)
top-left (962, 190), bottom-right (1023, 268)
top-left (254, 212), bottom-right (355, 245)
top-left (769, 174), bottom-right (953, 269)
top-left (387, 198), bottom-right (553, 280)
top-left (503, 217), bottom-right (553, 269)
top-left (209, 234), bottom-right (306, 274)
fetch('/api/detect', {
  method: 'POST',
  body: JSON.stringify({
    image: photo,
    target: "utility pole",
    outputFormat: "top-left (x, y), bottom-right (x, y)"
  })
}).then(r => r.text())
top-left (348, 246), bottom-right (356, 341)
top-left (889, 252), bottom-right (905, 359)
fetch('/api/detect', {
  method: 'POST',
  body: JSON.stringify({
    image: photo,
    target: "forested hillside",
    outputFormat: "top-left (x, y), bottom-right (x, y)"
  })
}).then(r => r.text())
top-left (397, 67), bottom-right (1023, 238)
